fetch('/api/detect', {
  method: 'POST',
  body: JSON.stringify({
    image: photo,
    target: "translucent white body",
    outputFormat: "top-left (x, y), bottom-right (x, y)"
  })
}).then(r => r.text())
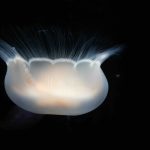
top-left (4, 56), bottom-right (108, 115)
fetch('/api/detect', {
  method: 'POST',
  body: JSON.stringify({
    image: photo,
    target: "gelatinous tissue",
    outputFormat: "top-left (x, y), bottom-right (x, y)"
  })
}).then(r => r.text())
top-left (0, 39), bottom-right (120, 115)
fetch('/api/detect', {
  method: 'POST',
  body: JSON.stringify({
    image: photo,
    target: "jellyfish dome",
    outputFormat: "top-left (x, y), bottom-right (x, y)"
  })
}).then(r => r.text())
top-left (0, 39), bottom-right (120, 116)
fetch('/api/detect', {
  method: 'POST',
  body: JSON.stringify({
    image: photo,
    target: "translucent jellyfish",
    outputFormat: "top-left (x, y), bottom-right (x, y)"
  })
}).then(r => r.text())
top-left (0, 39), bottom-right (120, 116)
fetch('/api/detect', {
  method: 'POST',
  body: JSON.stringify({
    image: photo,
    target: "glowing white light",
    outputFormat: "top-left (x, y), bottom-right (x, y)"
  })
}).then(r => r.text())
top-left (0, 40), bottom-right (120, 116)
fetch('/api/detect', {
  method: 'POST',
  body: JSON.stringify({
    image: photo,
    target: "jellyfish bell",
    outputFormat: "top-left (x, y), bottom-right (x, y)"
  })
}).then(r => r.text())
top-left (0, 40), bottom-right (120, 116)
top-left (4, 56), bottom-right (108, 115)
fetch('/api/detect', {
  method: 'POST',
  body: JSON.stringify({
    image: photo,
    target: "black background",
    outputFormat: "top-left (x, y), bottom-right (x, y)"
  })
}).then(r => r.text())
top-left (0, 0), bottom-right (137, 141)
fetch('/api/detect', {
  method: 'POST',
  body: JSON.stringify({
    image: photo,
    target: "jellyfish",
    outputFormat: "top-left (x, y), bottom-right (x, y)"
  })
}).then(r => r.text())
top-left (0, 38), bottom-right (120, 116)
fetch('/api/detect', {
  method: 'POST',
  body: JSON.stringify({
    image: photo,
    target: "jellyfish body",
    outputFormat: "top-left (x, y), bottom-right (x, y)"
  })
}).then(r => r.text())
top-left (0, 40), bottom-right (119, 116)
